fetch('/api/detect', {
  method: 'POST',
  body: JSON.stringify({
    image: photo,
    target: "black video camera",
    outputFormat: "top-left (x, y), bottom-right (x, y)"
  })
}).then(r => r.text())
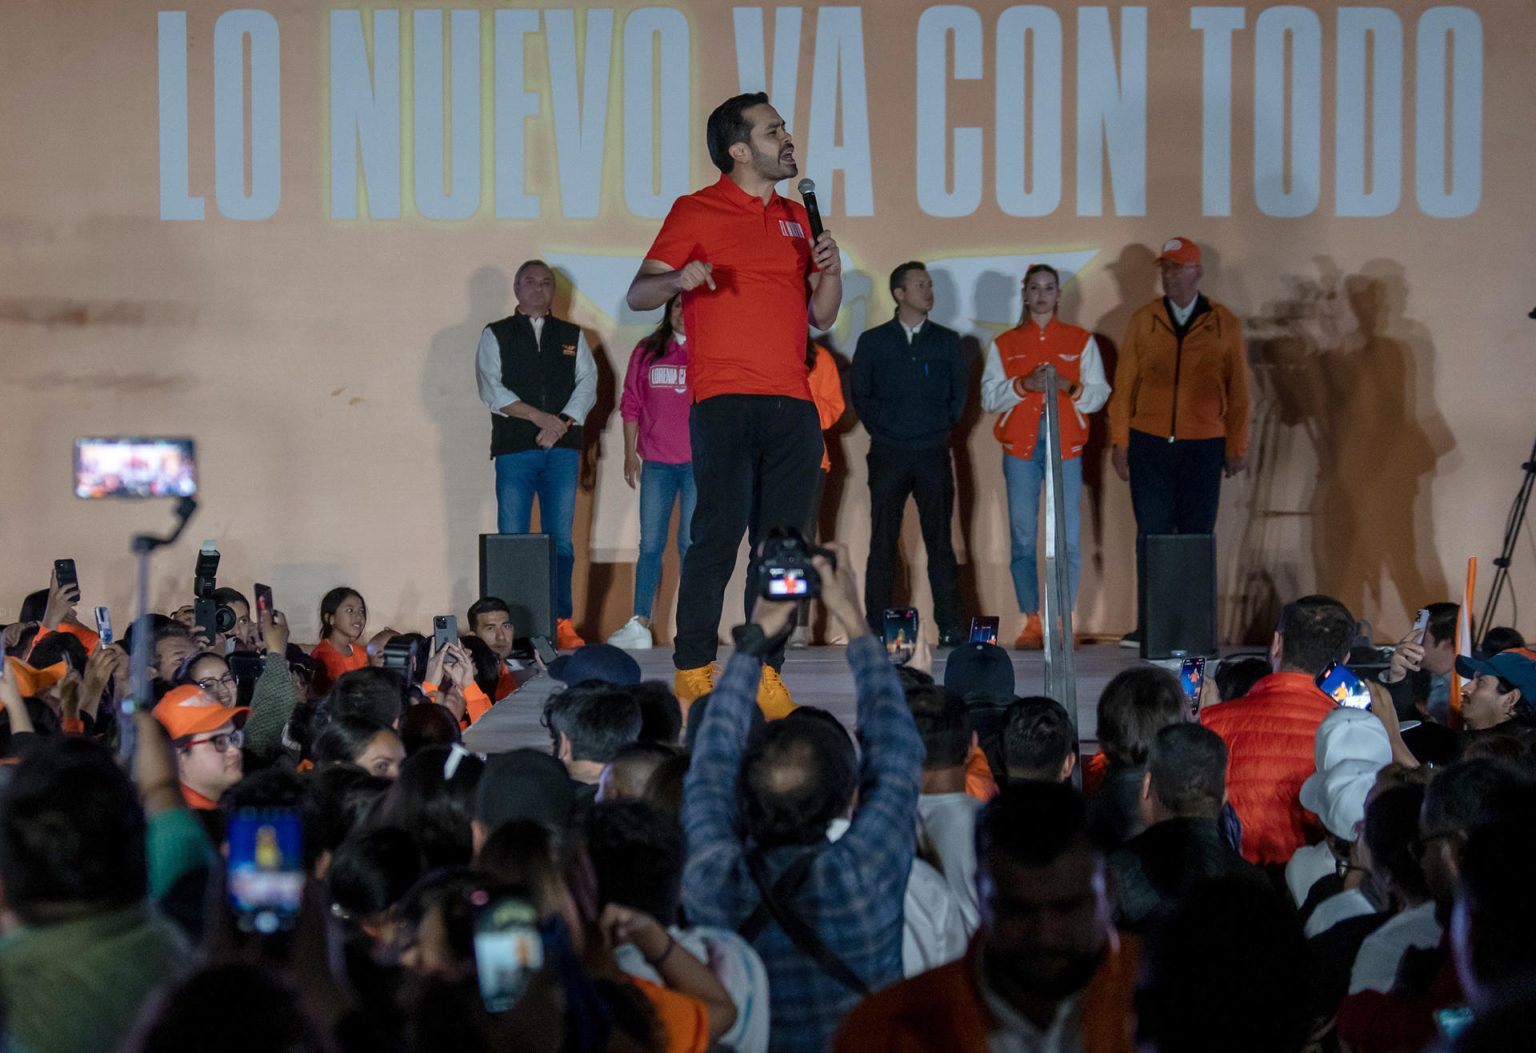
top-left (756, 528), bottom-right (836, 601)
top-left (192, 542), bottom-right (238, 637)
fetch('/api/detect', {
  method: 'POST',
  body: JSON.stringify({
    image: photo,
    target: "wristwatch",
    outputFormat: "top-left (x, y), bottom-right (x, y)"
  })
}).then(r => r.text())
top-left (558, 413), bottom-right (576, 427)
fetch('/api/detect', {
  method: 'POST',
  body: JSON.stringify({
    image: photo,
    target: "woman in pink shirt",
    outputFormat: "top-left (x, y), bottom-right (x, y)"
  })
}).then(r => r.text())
top-left (608, 297), bottom-right (693, 651)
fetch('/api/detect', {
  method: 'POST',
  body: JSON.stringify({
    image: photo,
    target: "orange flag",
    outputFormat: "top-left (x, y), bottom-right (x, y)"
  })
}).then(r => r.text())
top-left (1449, 557), bottom-right (1477, 729)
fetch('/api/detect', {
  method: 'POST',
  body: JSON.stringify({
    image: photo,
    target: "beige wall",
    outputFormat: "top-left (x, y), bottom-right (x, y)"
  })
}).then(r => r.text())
top-left (2, 2), bottom-right (1532, 647)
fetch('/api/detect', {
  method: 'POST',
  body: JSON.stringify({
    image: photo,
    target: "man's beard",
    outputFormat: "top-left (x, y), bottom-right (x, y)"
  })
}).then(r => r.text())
top-left (750, 142), bottom-right (796, 181)
top-left (984, 944), bottom-right (1103, 1003)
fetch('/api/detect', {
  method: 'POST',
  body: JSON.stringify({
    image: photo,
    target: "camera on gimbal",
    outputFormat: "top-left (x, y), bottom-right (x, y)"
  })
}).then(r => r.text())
top-left (193, 542), bottom-right (238, 636)
top-left (755, 528), bottom-right (837, 601)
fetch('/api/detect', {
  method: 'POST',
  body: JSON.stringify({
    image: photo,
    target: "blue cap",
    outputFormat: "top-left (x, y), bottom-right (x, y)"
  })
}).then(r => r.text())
top-left (1455, 647), bottom-right (1536, 702)
top-left (548, 642), bottom-right (642, 687)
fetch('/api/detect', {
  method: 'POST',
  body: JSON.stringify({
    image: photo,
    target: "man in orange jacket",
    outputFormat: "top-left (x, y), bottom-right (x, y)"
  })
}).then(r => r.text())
top-left (1108, 237), bottom-right (1250, 648)
top-left (834, 781), bottom-right (1137, 1053)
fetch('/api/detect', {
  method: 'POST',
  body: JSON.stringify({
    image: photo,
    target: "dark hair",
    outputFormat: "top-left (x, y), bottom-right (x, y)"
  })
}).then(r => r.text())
top-left (1, 696), bottom-right (64, 757)
top-left (897, 666), bottom-right (936, 689)
top-left (390, 633), bottom-right (433, 687)
top-left (1136, 877), bottom-right (1309, 1053)
top-left (0, 736), bottom-right (147, 923)
top-left (326, 666), bottom-right (409, 729)
top-left (153, 622), bottom-right (193, 649)
top-left (1096, 667), bottom-right (1185, 770)
top-left (640, 294), bottom-right (683, 364)
top-left (1457, 795), bottom-right (1536, 994)
top-left (212, 586), bottom-right (249, 611)
top-left (122, 612), bottom-right (176, 656)
top-left (400, 702), bottom-right (462, 755)
top-left (543, 684), bottom-right (642, 764)
top-left (305, 766), bottom-right (392, 860)
top-left (465, 596), bottom-right (511, 633)
top-left (318, 587), bottom-right (365, 641)
top-left (19, 589), bottom-right (49, 624)
top-left (458, 634), bottom-right (502, 700)
top-left (1363, 782), bottom-right (1431, 901)
top-left (124, 963), bottom-right (329, 1053)
top-left (585, 800), bottom-right (686, 924)
top-left (1423, 601), bottom-right (1459, 647)
top-left (631, 680), bottom-right (683, 745)
top-left (706, 91), bottom-right (770, 172)
top-left (326, 826), bottom-right (424, 923)
top-left (1481, 625), bottom-right (1526, 657)
top-left (514, 259), bottom-right (552, 286)
top-left (905, 683), bottom-right (970, 770)
top-left (1420, 758), bottom-right (1528, 839)
top-left (25, 630), bottom-right (88, 676)
top-left (1023, 262), bottom-right (1060, 287)
top-left (1275, 595), bottom-right (1356, 674)
top-left (1213, 656), bottom-right (1270, 702)
top-left (642, 752), bottom-right (690, 820)
top-left (740, 717), bottom-right (858, 846)
top-left (1002, 695), bottom-right (1077, 780)
top-left (1147, 724), bottom-right (1227, 817)
top-left (975, 779), bottom-right (1089, 867)
top-left (314, 715), bottom-right (396, 769)
top-left (375, 747), bottom-right (485, 870)
top-left (888, 261), bottom-right (927, 297)
top-left (176, 650), bottom-right (227, 686)
top-left (684, 691), bottom-right (767, 752)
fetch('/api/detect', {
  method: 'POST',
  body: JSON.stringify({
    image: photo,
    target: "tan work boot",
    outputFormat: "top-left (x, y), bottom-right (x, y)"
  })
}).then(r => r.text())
top-left (1014, 612), bottom-right (1044, 650)
top-left (674, 664), bottom-right (718, 706)
top-left (757, 665), bottom-right (798, 720)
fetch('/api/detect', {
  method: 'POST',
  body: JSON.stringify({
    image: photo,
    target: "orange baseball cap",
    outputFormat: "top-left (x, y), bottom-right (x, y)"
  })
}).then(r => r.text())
top-left (1157, 236), bottom-right (1201, 266)
top-left (2, 657), bottom-right (68, 698)
top-left (153, 685), bottom-right (248, 740)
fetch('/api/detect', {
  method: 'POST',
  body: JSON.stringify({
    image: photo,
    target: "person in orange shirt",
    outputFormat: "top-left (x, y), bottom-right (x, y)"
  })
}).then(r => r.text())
top-left (152, 684), bottom-right (247, 809)
top-left (627, 91), bottom-right (843, 716)
top-left (1107, 237), bottom-right (1251, 649)
top-left (834, 781), bottom-right (1137, 1053)
top-left (467, 596), bottom-right (521, 701)
top-left (786, 337), bottom-right (846, 648)
top-left (981, 263), bottom-right (1110, 650)
top-left (310, 586), bottom-right (369, 696)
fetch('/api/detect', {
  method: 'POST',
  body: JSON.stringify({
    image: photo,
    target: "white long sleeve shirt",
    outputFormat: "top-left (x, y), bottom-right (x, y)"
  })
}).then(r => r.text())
top-left (475, 317), bottom-right (598, 424)
top-left (979, 332), bottom-right (1110, 417)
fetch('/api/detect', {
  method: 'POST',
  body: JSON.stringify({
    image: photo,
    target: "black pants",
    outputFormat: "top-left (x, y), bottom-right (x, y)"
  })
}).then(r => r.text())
top-left (863, 443), bottom-right (963, 635)
top-left (1127, 429), bottom-right (1225, 629)
top-left (675, 395), bottom-right (823, 671)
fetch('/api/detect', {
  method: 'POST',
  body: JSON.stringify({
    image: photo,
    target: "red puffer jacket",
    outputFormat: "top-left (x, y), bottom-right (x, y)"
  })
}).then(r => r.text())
top-left (1200, 672), bottom-right (1335, 865)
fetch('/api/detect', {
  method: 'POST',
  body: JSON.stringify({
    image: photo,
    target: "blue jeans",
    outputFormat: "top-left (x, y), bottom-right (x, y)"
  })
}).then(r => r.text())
top-left (495, 447), bottom-right (579, 619)
top-left (1002, 428), bottom-right (1083, 614)
top-left (634, 461), bottom-right (696, 618)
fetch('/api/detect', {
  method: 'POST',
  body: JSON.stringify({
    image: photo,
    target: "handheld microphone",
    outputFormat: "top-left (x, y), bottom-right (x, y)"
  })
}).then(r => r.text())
top-left (796, 178), bottom-right (824, 241)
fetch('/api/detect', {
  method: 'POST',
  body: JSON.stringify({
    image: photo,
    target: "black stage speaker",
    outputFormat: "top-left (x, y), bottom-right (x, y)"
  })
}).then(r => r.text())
top-left (479, 534), bottom-right (557, 642)
top-left (1140, 533), bottom-right (1217, 659)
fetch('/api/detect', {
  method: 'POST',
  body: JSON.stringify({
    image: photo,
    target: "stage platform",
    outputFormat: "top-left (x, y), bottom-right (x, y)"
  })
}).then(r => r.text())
top-left (461, 641), bottom-right (1234, 756)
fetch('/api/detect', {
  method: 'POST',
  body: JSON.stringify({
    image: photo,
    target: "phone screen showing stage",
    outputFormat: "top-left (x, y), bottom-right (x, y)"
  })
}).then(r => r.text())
top-left (1180, 657), bottom-right (1206, 712)
top-left (74, 438), bottom-right (197, 499)
top-left (969, 616), bottom-right (1000, 646)
top-left (1316, 662), bottom-right (1373, 709)
top-left (883, 608), bottom-right (918, 665)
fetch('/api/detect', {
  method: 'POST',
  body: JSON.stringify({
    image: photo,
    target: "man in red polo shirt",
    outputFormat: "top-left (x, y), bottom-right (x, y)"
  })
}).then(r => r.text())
top-left (627, 92), bottom-right (842, 715)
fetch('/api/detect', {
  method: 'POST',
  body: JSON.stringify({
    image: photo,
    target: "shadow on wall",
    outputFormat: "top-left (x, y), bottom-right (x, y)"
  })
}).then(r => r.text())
top-left (1088, 243), bottom-right (1159, 597)
top-left (423, 266), bottom-right (509, 619)
top-left (1237, 257), bottom-right (1452, 642)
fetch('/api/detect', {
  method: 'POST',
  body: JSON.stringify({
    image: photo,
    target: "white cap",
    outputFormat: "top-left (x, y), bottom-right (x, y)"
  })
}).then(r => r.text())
top-left (1300, 758), bottom-right (1381, 840)
top-left (1311, 708), bottom-right (1391, 772)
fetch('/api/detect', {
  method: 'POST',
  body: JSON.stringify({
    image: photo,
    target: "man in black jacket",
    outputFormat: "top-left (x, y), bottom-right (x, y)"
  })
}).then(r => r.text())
top-left (850, 262), bottom-right (967, 643)
top-left (476, 259), bottom-right (597, 650)
top-left (1107, 722), bottom-right (1267, 931)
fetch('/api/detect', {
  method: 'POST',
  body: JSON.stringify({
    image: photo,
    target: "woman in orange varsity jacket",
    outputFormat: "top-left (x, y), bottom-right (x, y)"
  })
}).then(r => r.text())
top-left (980, 264), bottom-right (1111, 649)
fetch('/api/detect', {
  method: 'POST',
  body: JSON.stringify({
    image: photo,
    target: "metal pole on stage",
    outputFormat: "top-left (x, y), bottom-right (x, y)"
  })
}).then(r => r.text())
top-left (1040, 368), bottom-right (1079, 773)
top-left (122, 497), bottom-right (198, 760)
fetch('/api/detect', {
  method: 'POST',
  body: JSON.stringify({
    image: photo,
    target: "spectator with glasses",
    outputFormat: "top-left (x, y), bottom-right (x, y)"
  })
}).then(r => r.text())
top-left (152, 685), bottom-right (247, 810)
top-left (175, 606), bottom-right (300, 765)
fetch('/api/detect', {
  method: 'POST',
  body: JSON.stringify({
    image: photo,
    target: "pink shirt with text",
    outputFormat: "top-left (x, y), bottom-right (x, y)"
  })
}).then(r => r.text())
top-left (620, 336), bottom-right (692, 464)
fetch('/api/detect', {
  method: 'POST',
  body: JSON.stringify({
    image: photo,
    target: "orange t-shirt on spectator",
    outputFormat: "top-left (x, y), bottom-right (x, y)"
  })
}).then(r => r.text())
top-left (808, 343), bottom-right (845, 471)
top-left (629, 977), bottom-right (710, 1053)
top-left (964, 744), bottom-right (999, 802)
top-left (644, 174), bottom-right (819, 404)
top-left (310, 638), bottom-right (368, 696)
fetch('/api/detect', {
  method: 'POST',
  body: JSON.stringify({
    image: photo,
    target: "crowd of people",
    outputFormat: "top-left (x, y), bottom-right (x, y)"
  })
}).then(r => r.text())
top-left (1, 87), bottom-right (1526, 1053)
top-left (1, 544), bottom-right (1533, 1052)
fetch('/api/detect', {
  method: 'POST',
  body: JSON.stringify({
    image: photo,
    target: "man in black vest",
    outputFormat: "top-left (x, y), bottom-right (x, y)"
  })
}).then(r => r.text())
top-left (851, 261), bottom-right (967, 645)
top-left (476, 259), bottom-right (597, 651)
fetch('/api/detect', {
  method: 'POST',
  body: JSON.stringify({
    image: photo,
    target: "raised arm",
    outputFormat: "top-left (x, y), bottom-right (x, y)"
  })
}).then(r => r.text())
top-left (628, 258), bottom-right (714, 312)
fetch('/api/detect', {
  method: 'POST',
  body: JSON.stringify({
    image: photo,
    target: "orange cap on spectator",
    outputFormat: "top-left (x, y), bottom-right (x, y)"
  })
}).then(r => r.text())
top-left (152, 685), bottom-right (247, 740)
top-left (2, 658), bottom-right (68, 698)
top-left (1156, 236), bottom-right (1201, 265)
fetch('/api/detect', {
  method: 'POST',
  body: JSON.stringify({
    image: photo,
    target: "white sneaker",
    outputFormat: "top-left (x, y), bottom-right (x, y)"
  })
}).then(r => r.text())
top-left (607, 616), bottom-right (654, 650)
